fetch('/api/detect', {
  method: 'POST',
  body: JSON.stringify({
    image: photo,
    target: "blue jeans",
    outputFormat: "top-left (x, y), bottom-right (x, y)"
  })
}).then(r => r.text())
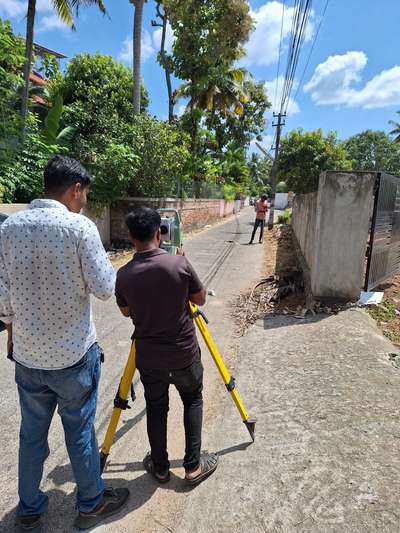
top-left (15, 343), bottom-right (104, 517)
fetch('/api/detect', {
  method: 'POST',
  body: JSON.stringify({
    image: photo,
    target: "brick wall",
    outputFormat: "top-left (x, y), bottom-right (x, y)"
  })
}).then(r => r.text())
top-left (110, 198), bottom-right (234, 245)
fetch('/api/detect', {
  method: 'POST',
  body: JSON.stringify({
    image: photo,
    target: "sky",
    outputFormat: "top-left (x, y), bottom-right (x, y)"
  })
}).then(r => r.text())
top-left (2, 0), bottom-right (400, 153)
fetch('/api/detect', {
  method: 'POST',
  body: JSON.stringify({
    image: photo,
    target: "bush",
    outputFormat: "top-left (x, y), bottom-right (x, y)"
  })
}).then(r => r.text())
top-left (276, 181), bottom-right (287, 193)
top-left (277, 209), bottom-right (291, 225)
top-left (0, 114), bottom-right (62, 203)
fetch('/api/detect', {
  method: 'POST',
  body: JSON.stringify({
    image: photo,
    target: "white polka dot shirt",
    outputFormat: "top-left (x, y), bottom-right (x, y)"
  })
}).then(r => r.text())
top-left (0, 199), bottom-right (116, 369)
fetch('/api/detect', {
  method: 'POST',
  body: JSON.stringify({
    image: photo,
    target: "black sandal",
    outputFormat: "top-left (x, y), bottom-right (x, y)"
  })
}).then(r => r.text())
top-left (143, 453), bottom-right (170, 484)
top-left (185, 453), bottom-right (219, 485)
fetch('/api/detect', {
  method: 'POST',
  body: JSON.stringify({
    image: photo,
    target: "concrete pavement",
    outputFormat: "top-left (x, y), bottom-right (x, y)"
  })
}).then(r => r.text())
top-left (2, 207), bottom-right (399, 533)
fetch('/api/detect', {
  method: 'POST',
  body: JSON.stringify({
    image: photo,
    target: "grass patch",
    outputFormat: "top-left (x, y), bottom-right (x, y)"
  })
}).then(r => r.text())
top-left (277, 209), bottom-right (291, 224)
top-left (367, 301), bottom-right (400, 344)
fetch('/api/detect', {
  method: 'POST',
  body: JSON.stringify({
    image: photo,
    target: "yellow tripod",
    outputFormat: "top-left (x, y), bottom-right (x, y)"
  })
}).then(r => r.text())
top-left (100, 304), bottom-right (255, 473)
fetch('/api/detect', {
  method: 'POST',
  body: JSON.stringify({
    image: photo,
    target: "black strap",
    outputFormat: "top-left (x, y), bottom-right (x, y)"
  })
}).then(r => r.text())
top-left (225, 376), bottom-right (236, 392)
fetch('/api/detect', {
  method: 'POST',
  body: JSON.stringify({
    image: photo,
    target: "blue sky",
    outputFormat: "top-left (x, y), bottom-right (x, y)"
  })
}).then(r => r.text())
top-left (2, 0), bottom-right (400, 151)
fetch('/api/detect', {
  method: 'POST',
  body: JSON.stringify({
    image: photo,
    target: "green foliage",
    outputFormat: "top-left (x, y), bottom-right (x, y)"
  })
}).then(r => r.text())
top-left (165, 0), bottom-right (253, 84)
top-left (276, 181), bottom-right (287, 193)
top-left (210, 77), bottom-right (271, 150)
top-left (343, 130), bottom-right (400, 174)
top-left (278, 129), bottom-right (352, 194)
top-left (0, 20), bottom-right (25, 148)
top-left (277, 209), bottom-right (291, 224)
top-left (368, 301), bottom-right (397, 323)
top-left (90, 143), bottom-right (140, 206)
top-left (388, 111), bottom-right (400, 143)
top-left (41, 93), bottom-right (75, 146)
top-left (164, 0), bottom-right (253, 182)
top-left (248, 153), bottom-right (272, 196)
top-left (126, 114), bottom-right (191, 198)
top-left (58, 53), bottom-right (149, 125)
top-left (222, 184), bottom-right (236, 201)
top-left (0, 114), bottom-right (62, 203)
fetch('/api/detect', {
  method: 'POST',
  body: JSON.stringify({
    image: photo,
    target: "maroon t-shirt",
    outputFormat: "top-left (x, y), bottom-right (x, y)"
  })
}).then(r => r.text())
top-left (115, 249), bottom-right (203, 370)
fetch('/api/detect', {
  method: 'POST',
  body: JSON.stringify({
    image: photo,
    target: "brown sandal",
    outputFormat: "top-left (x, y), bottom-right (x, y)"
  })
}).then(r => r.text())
top-left (185, 453), bottom-right (219, 485)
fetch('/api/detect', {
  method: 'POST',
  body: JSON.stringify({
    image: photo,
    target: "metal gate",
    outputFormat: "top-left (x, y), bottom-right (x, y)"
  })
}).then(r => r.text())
top-left (365, 172), bottom-right (400, 291)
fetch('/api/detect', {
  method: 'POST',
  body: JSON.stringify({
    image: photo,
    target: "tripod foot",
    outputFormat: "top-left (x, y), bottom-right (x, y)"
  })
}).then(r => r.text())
top-left (244, 419), bottom-right (256, 442)
top-left (100, 451), bottom-right (108, 474)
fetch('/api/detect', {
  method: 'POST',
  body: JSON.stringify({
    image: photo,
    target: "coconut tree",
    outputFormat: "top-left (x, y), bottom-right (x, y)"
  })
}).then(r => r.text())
top-left (21, 0), bottom-right (106, 140)
top-left (130, 0), bottom-right (146, 115)
top-left (389, 112), bottom-right (400, 143)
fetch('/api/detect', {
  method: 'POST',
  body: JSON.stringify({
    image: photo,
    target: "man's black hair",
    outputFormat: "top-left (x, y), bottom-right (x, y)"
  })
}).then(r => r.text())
top-left (261, 194), bottom-right (268, 201)
top-left (125, 207), bottom-right (161, 242)
top-left (44, 155), bottom-right (92, 194)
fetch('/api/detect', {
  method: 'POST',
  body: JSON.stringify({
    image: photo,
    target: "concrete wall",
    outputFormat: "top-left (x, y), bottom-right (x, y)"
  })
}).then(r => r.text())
top-left (0, 203), bottom-right (111, 246)
top-left (110, 197), bottom-right (239, 245)
top-left (292, 192), bottom-right (318, 269)
top-left (275, 193), bottom-right (289, 209)
top-left (292, 171), bottom-right (376, 301)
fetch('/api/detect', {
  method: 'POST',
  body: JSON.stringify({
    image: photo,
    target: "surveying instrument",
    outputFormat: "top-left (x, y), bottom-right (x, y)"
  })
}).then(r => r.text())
top-left (99, 208), bottom-right (255, 473)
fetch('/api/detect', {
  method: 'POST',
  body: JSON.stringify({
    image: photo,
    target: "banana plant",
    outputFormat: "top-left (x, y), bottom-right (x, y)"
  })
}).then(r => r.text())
top-left (41, 94), bottom-right (76, 146)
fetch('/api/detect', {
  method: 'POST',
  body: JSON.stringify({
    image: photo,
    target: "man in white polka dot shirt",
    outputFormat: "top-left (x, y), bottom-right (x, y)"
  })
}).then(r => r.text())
top-left (0, 156), bottom-right (129, 531)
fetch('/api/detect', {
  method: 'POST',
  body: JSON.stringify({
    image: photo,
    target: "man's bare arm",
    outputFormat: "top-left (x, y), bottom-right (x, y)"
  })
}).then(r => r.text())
top-left (118, 306), bottom-right (131, 318)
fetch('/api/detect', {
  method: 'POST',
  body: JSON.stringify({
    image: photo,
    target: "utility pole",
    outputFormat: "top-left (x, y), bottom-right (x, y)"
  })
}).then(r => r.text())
top-left (268, 112), bottom-right (285, 230)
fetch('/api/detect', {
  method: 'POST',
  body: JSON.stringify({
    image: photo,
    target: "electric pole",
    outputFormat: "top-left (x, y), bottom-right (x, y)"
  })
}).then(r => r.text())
top-left (268, 112), bottom-right (285, 230)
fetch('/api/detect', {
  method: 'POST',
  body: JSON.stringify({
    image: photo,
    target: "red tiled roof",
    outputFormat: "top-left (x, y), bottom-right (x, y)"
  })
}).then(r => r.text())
top-left (29, 71), bottom-right (46, 86)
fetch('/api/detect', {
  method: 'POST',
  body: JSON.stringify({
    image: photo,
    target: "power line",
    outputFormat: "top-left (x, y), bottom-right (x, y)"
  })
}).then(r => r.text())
top-left (274, 0), bottom-right (286, 111)
top-left (289, 0), bottom-right (331, 113)
top-left (280, 0), bottom-right (312, 114)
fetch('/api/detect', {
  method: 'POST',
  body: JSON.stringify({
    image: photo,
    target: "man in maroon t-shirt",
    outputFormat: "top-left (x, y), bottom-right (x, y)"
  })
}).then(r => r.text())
top-left (249, 194), bottom-right (268, 244)
top-left (115, 207), bottom-right (218, 485)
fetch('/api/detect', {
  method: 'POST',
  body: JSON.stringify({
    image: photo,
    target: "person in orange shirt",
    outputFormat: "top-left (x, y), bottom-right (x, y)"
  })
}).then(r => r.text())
top-left (249, 194), bottom-right (268, 244)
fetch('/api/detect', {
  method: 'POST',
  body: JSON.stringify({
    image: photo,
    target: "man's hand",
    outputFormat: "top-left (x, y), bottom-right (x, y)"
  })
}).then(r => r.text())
top-left (189, 288), bottom-right (207, 306)
top-left (176, 248), bottom-right (185, 256)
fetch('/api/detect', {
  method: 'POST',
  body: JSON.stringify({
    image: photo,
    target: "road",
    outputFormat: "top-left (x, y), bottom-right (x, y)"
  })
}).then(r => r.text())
top-left (0, 207), bottom-right (264, 532)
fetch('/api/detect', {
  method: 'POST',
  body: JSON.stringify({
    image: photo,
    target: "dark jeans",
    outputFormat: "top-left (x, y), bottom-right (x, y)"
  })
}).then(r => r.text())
top-left (15, 343), bottom-right (104, 516)
top-left (139, 356), bottom-right (203, 474)
top-left (250, 218), bottom-right (265, 242)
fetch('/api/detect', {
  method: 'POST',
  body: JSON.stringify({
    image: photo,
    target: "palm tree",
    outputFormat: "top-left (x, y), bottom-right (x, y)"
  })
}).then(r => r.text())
top-left (152, 2), bottom-right (174, 122)
top-left (21, 0), bottom-right (106, 140)
top-left (130, 0), bottom-right (146, 115)
top-left (175, 68), bottom-right (249, 119)
top-left (174, 68), bottom-right (249, 154)
top-left (389, 111), bottom-right (400, 143)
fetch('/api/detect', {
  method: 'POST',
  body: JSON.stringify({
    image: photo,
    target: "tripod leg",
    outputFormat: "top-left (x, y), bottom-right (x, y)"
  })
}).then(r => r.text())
top-left (189, 303), bottom-right (256, 441)
top-left (100, 342), bottom-right (137, 472)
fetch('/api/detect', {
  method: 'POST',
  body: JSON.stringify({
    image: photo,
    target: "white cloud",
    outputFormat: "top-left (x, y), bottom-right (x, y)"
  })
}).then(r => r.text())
top-left (141, 30), bottom-right (155, 62)
top-left (243, 1), bottom-right (314, 67)
top-left (36, 0), bottom-right (53, 12)
top-left (38, 14), bottom-right (70, 32)
top-left (119, 36), bottom-right (133, 63)
top-left (118, 30), bottom-right (167, 63)
top-left (304, 51), bottom-right (367, 105)
top-left (0, 0), bottom-right (54, 18)
top-left (348, 66), bottom-right (400, 109)
top-left (0, 0), bottom-right (26, 18)
top-left (304, 51), bottom-right (400, 109)
top-left (264, 76), bottom-right (300, 116)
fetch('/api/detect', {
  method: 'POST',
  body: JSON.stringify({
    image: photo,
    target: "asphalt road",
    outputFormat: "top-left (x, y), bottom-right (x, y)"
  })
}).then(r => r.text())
top-left (0, 207), bottom-right (264, 532)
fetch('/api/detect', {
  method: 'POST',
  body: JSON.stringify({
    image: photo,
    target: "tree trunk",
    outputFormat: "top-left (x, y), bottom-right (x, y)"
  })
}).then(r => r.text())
top-left (21, 0), bottom-right (36, 141)
top-left (160, 15), bottom-right (174, 123)
top-left (133, 0), bottom-right (145, 115)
